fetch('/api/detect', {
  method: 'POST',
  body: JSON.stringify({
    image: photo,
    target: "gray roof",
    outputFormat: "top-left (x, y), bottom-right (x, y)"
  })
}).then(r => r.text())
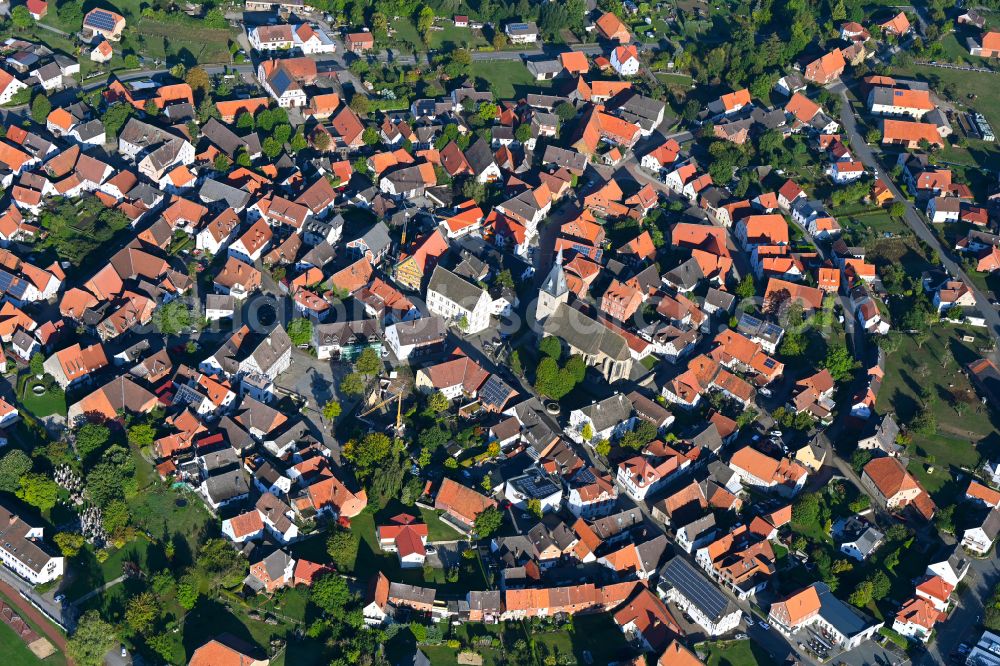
top-left (464, 138), bottom-right (496, 176)
top-left (200, 178), bottom-right (252, 211)
top-left (543, 303), bottom-right (630, 362)
top-left (628, 390), bottom-right (672, 426)
top-left (542, 145), bottom-right (587, 172)
top-left (389, 316), bottom-right (447, 347)
top-left (540, 255), bottom-right (568, 298)
top-left (704, 287), bottom-right (736, 312)
top-left (663, 257), bottom-right (704, 290)
top-left (579, 393), bottom-right (632, 432)
top-left (974, 508), bottom-right (1000, 540)
top-left (202, 118), bottom-right (259, 158)
top-left (119, 118), bottom-right (178, 150)
top-left (814, 582), bottom-right (879, 638)
top-left (314, 319), bottom-right (381, 347)
top-left (389, 582), bottom-right (436, 605)
top-left (204, 468), bottom-right (250, 503)
top-left (206, 293), bottom-right (235, 312)
top-left (467, 589), bottom-right (503, 612)
top-left (527, 59), bottom-right (562, 76)
top-left (505, 21), bottom-right (538, 36)
top-left (590, 508), bottom-right (643, 541)
top-left (353, 221), bottom-right (391, 255)
top-left (428, 265), bottom-right (487, 310)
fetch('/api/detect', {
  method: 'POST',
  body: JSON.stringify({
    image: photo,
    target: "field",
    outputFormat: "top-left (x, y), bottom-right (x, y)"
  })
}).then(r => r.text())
top-left (135, 19), bottom-right (233, 66)
top-left (876, 323), bottom-right (999, 503)
top-left (0, 619), bottom-right (52, 666)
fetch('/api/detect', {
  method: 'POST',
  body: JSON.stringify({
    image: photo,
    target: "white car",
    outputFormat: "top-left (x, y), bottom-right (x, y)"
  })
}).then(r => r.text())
top-left (744, 614), bottom-right (755, 627)
top-left (759, 622), bottom-right (771, 631)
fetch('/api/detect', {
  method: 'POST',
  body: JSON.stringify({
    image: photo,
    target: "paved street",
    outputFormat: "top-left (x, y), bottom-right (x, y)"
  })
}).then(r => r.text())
top-left (833, 80), bottom-right (1000, 363)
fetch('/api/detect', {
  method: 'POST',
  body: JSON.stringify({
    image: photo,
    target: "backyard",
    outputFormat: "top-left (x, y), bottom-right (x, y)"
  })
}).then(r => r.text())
top-left (876, 323), bottom-right (998, 504)
top-left (470, 60), bottom-right (549, 99)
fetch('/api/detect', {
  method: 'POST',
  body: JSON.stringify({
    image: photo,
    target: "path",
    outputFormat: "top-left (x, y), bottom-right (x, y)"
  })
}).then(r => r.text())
top-left (70, 575), bottom-right (125, 607)
top-left (0, 580), bottom-right (70, 662)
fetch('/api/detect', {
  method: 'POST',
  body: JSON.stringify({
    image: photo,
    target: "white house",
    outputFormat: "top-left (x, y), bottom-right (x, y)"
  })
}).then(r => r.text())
top-left (610, 45), bottom-right (640, 76)
top-left (0, 502), bottom-right (64, 584)
top-left (657, 557), bottom-right (742, 636)
top-left (567, 394), bottom-right (633, 445)
top-left (961, 509), bottom-right (1000, 555)
top-left (384, 317), bottom-right (447, 361)
top-left (925, 546), bottom-right (971, 588)
top-left (426, 265), bottom-right (492, 334)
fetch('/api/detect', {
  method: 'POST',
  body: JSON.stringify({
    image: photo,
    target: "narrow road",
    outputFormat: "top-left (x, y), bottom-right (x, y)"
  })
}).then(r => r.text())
top-left (0, 580), bottom-right (71, 660)
top-left (833, 80), bottom-right (1000, 362)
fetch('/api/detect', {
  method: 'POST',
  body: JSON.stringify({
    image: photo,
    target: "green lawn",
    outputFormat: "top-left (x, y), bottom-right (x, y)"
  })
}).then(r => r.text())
top-left (0, 611), bottom-right (61, 666)
top-left (64, 537), bottom-right (152, 603)
top-left (429, 23), bottom-right (488, 50)
top-left (126, 483), bottom-right (212, 563)
top-left (470, 60), bottom-right (547, 99)
top-left (699, 639), bottom-right (775, 666)
top-left (20, 379), bottom-right (67, 418)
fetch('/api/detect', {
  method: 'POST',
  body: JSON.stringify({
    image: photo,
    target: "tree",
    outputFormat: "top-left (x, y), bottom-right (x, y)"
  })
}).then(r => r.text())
top-left (54, 531), bottom-right (85, 558)
top-left (539, 336), bottom-right (562, 359)
top-left (11, 5), bottom-right (33, 29)
top-left (343, 432), bottom-right (392, 478)
top-left (889, 201), bottom-right (906, 218)
top-left (848, 580), bottom-right (873, 607)
top-left (18, 473), bottom-right (59, 511)
top-left (868, 571), bottom-right (891, 601)
top-left (312, 573), bottom-right (353, 615)
top-left (935, 504), bottom-right (955, 534)
top-left (555, 102), bottom-right (576, 122)
top-left (125, 592), bottom-right (160, 634)
top-left (474, 506), bottom-right (503, 537)
top-left (313, 130), bottom-right (331, 150)
top-left (360, 125), bottom-right (380, 146)
top-left (427, 391), bottom-right (450, 414)
top-left (262, 136), bottom-right (283, 159)
top-left (509, 350), bottom-right (523, 376)
top-left (102, 103), bottom-right (134, 138)
top-left (594, 438), bottom-right (611, 457)
top-left (340, 372), bottom-right (366, 396)
top-left (124, 54), bottom-right (140, 69)
top-left (286, 318), bottom-right (313, 347)
top-left (350, 94), bottom-right (370, 116)
top-left (322, 399), bottom-right (342, 421)
top-left (185, 67), bottom-right (211, 98)
top-left (620, 420), bottom-right (658, 450)
top-left (68, 611), bottom-right (116, 666)
top-left (792, 493), bottom-right (821, 527)
top-left (214, 153), bottom-right (232, 171)
top-left (851, 449), bottom-right (873, 473)
top-left (461, 179), bottom-right (485, 203)
top-left (326, 529), bottom-right (360, 570)
top-left (515, 123), bottom-right (531, 143)
top-left (355, 347), bottom-right (382, 375)
top-left (734, 273), bottom-right (755, 300)
top-left (822, 343), bottom-right (859, 382)
top-left (75, 422), bottom-right (110, 460)
top-left (0, 450), bottom-right (32, 493)
top-left (581, 423), bottom-right (594, 441)
top-left (153, 299), bottom-right (192, 335)
top-left (290, 127), bottom-right (308, 153)
top-left (31, 94), bottom-right (51, 124)
top-left (29, 352), bottom-right (45, 377)
top-left (416, 5), bottom-right (435, 42)
top-left (527, 498), bottom-right (543, 518)
top-left (128, 423), bottom-right (156, 449)
top-left (102, 499), bottom-right (130, 538)
top-left (911, 406), bottom-right (937, 436)
top-left (176, 575), bottom-right (200, 610)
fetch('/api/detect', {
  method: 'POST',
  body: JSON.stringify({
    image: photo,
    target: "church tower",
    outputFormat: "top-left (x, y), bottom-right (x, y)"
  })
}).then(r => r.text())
top-left (535, 249), bottom-right (569, 324)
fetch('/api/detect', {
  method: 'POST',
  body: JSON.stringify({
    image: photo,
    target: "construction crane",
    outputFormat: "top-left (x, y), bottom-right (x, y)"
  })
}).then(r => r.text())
top-left (357, 391), bottom-right (404, 433)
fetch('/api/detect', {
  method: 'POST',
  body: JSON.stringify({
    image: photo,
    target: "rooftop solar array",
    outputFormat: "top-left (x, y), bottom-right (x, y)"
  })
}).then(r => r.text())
top-left (479, 375), bottom-right (512, 408)
top-left (660, 557), bottom-right (731, 621)
top-left (86, 9), bottom-right (118, 30)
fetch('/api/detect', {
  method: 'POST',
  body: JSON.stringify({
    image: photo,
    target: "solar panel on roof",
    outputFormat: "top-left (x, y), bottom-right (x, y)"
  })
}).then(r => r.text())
top-left (479, 375), bottom-right (511, 407)
top-left (662, 557), bottom-right (730, 620)
top-left (86, 9), bottom-right (117, 30)
top-left (763, 358), bottom-right (776, 369)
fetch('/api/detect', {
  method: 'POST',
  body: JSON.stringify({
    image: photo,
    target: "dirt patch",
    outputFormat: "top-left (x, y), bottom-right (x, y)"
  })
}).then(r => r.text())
top-left (28, 637), bottom-right (56, 659)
